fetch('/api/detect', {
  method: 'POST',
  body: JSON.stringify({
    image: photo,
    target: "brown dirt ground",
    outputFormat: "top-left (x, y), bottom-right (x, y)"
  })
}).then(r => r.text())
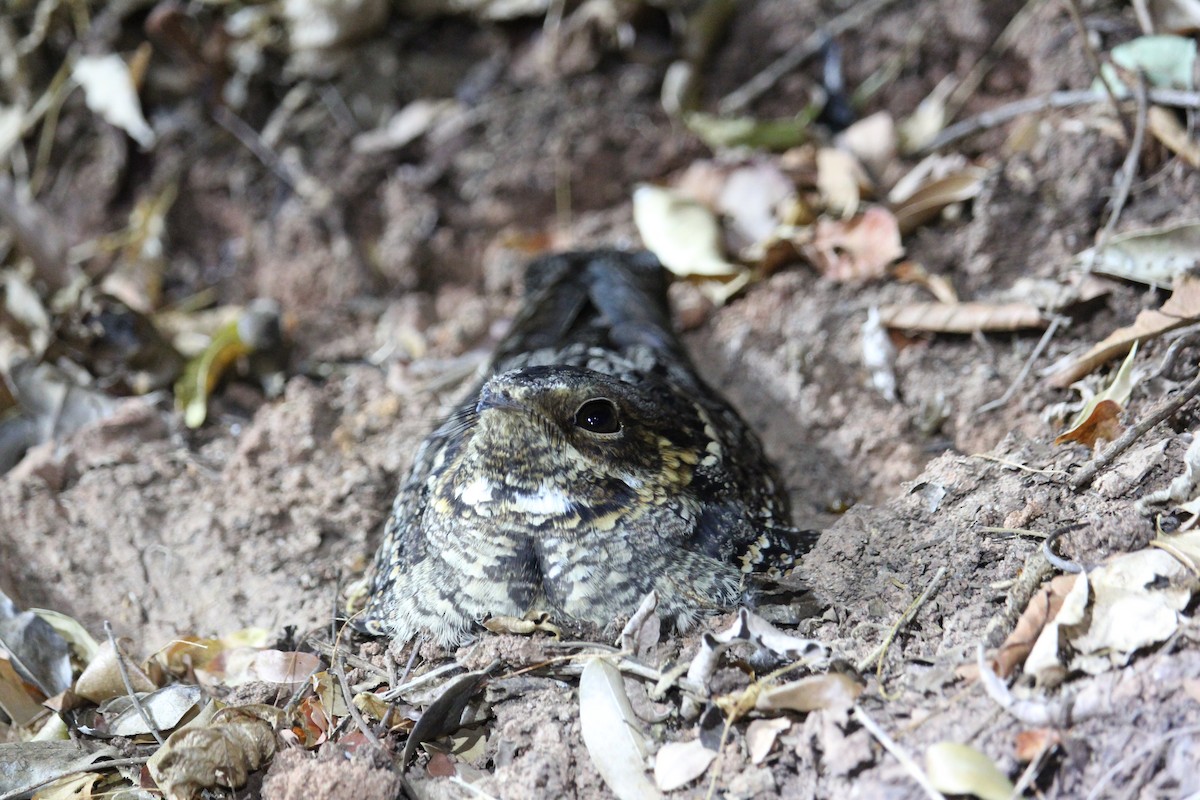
top-left (3, 0), bottom-right (1200, 798)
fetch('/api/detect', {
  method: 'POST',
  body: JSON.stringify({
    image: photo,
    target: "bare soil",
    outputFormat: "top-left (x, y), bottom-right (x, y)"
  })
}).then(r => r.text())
top-left (3, 0), bottom-right (1200, 798)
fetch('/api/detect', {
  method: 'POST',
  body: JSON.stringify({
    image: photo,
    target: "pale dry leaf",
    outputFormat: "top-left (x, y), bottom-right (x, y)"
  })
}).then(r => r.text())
top-left (804, 206), bottom-right (903, 282)
top-left (0, 590), bottom-right (72, 698)
top-left (0, 741), bottom-right (120, 799)
top-left (0, 658), bottom-right (46, 726)
top-left (746, 717), bottom-right (791, 765)
top-left (878, 301), bottom-right (1045, 333)
top-left (816, 147), bottom-right (868, 217)
top-left (579, 659), bottom-right (661, 800)
top-left (633, 184), bottom-right (738, 277)
top-left (716, 162), bottom-right (795, 248)
top-left (898, 76), bottom-right (953, 153)
top-left (30, 771), bottom-right (102, 800)
top-left (71, 54), bottom-right (155, 148)
top-left (925, 741), bottom-right (1016, 800)
top-left (890, 167), bottom-right (987, 235)
top-left (1148, 106), bottom-right (1200, 167)
top-left (1024, 570), bottom-right (1090, 684)
top-left (755, 673), bottom-right (865, 713)
top-left (835, 111), bottom-right (896, 174)
top-left (653, 739), bottom-right (717, 792)
top-left (247, 650), bottom-right (320, 686)
top-left (1097, 34), bottom-right (1196, 96)
top-left (283, 0), bottom-right (389, 50)
top-left (1078, 220), bottom-right (1200, 289)
top-left (1049, 274), bottom-right (1200, 387)
top-left (92, 684), bottom-right (204, 737)
top-left (74, 638), bottom-right (156, 704)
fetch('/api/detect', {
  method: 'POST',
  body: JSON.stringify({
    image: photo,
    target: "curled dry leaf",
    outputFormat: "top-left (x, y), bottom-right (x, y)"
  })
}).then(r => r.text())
top-left (816, 147), bottom-right (869, 218)
top-left (992, 574), bottom-right (1078, 678)
top-left (74, 638), bottom-right (157, 704)
top-left (400, 667), bottom-right (491, 766)
top-left (579, 659), bottom-right (661, 800)
top-left (890, 167), bottom-right (987, 235)
top-left (1014, 728), bottom-right (1062, 762)
top-left (653, 739), bottom-right (717, 792)
top-left (925, 741), bottom-right (1016, 800)
top-left (1049, 274), bottom-right (1200, 387)
top-left (878, 301), bottom-right (1045, 334)
top-left (1053, 399), bottom-right (1122, 448)
top-left (803, 206), bottom-right (903, 282)
top-left (893, 261), bottom-right (959, 304)
top-left (148, 704), bottom-right (282, 800)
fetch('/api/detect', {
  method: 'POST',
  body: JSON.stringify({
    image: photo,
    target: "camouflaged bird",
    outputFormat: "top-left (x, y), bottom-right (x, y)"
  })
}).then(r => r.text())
top-left (360, 250), bottom-right (806, 645)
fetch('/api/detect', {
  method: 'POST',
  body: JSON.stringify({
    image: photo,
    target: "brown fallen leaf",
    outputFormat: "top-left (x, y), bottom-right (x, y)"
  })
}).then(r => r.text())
top-left (878, 301), bottom-right (1046, 333)
top-left (803, 206), bottom-right (904, 282)
top-left (1054, 399), bottom-right (1123, 447)
top-left (1148, 105), bottom-right (1200, 168)
top-left (993, 574), bottom-right (1079, 678)
top-left (1014, 728), bottom-right (1062, 762)
top-left (753, 672), bottom-right (864, 713)
top-left (1049, 274), bottom-right (1200, 387)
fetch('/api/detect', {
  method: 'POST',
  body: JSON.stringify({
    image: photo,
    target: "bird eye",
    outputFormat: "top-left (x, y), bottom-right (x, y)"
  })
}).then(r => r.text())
top-left (574, 398), bottom-right (621, 434)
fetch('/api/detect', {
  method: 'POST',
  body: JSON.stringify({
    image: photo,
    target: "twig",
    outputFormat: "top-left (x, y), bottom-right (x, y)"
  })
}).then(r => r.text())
top-left (853, 706), bottom-right (948, 800)
top-left (382, 660), bottom-right (464, 701)
top-left (1070, 362), bottom-right (1200, 491)
top-left (977, 316), bottom-right (1064, 414)
top-left (332, 650), bottom-right (384, 751)
top-left (717, 0), bottom-right (903, 114)
top-left (1087, 72), bottom-right (1148, 271)
top-left (856, 567), bottom-right (947, 681)
top-left (919, 88), bottom-right (1200, 153)
top-left (104, 621), bottom-right (165, 746)
top-left (1065, 0), bottom-right (1133, 138)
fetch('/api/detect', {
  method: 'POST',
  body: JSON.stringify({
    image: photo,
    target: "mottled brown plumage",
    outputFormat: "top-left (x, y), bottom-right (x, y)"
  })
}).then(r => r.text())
top-left (360, 250), bottom-right (806, 644)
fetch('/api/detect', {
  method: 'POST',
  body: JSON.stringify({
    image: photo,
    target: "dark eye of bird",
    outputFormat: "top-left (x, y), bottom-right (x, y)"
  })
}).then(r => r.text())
top-left (574, 398), bottom-right (621, 434)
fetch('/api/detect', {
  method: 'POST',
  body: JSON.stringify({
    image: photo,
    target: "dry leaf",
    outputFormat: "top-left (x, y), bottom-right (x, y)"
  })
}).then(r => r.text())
top-left (993, 574), bottom-right (1078, 678)
top-left (890, 167), bottom-right (987, 235)
top-left (74, 639), bottom-right (157, 704)
top-left (1049, 274), bottom-right (1200, 387)
top-left (836, 111), bottom-right (897, 174)
top-left (803, 207), bottom-right (903, 282)
top-left (632, 184), bottom-right (739, 277)
top-left (816, 147), bottom-right (869, 217)
top-left (716, 162), bottom-right (796, 249)
top-left (482, 611), bottom-right (562, 638)
top-left (878, 301), bottom-right (1045, 333)
top-left (1148, 106), bottom-right (1200, 167)
top-left (0, 741), bottom-right (120, 799)
top-left (1054, 399), bottom-right (1122, 447)
top-left (31, 772), bottom-right (102, 800)
top-left (148, 704), bottom-right (282, 800)
top-left (1014, 728), bottom-right (1062, 762)
top-left (862, 307), bottom-right (898, 402)
top-left (754, 673), bottom-right (864, 713)
top-left (72, 54), bottom-right (155, 148)
top-left (925, 742), bottom-right (1015, 800)
top-left (653, 739), bottom-right (716, 792)
top-left (579, 659), bottom-right (661, 800)
top-left (1078, 220), bottom-right (1200, 289)
top-left (746, 717), bottom-right (791, 765)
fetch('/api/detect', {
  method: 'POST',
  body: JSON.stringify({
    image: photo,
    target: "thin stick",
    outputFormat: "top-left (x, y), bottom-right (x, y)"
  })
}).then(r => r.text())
top-left (332, 651), bottom-right (384, 751)
top-left (717, 0), bottom-right (903, 114)
top-left (1070, 362), bottom-right (1200, 491)
top-left (853, 706), bottom-right (948, 800)
top-left (856, 567), bottom-right (947, 677)
top-left (977, 316), bottom-right (1064, 414)
top-left (1087, 73), bottom-right (1148, 271)
top-left (104, 621), bottom-right (165, 746)
top-left (920, 88), bottom-right (1200, 153)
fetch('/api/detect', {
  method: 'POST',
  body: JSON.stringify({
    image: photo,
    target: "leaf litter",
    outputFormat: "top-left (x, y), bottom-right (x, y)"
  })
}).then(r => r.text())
top-left (5, 0), bottom-right (1200, 797)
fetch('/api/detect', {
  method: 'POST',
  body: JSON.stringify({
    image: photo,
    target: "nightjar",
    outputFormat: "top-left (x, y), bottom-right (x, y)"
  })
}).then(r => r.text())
top-left (360, 250), bottom-right (807, 645)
